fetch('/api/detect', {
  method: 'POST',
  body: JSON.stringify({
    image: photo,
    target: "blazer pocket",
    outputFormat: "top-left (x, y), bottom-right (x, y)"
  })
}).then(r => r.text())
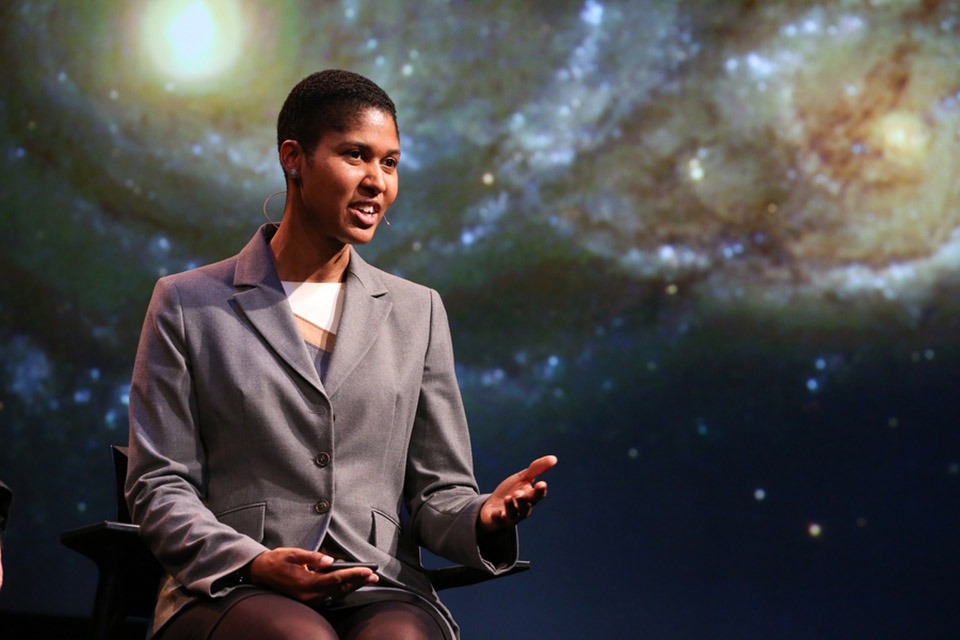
top-left (216, 502), bottom-right (267, 543)
top-left (370, 508), bottom-right (420, 567)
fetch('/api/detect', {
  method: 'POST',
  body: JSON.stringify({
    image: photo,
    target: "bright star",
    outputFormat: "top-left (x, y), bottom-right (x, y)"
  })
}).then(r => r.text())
top-left (142, 0), bottom-right (246, 84)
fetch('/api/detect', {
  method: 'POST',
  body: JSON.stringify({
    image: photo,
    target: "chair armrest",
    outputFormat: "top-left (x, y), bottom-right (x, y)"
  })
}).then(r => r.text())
top-left (61, 521), bottom-right (163, 624)
top-left (425, 560), bottom-right (530, 591)
top-left (61, 521), bottom-right (144, 562)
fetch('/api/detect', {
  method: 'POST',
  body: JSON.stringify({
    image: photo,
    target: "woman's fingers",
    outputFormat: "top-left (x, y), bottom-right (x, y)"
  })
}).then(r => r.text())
top-left (520, 455), bottom-right (558, 483)
top-left (479, 454), bottom-right (557, 532)
top-left (305, 566), bottom-right (378, 604)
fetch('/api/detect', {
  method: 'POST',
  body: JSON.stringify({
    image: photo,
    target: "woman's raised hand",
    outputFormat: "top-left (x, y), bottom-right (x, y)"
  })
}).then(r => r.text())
top-left (478, 455), bottom-right (557, 534)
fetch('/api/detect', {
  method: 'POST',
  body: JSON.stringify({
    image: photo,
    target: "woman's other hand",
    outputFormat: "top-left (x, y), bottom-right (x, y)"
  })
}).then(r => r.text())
top-left (248, 547), bottom-right (378, 604)
top-left (478, 455), bottom-right (557, 534)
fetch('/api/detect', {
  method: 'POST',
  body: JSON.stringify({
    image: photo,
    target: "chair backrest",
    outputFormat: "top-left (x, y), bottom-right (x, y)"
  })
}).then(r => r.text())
top-left (111, 445), bottom-right (132, 524)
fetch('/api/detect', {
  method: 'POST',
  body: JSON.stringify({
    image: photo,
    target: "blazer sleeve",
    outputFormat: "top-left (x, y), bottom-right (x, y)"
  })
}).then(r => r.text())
top-left (124, 277), bottom-right (267, 596)
top-left (403, 289), bottom-right (519, 573)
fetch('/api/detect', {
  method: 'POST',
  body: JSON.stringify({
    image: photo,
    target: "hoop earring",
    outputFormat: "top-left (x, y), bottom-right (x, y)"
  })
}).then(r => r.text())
top-left (262, 190), bottom-right (286, 227)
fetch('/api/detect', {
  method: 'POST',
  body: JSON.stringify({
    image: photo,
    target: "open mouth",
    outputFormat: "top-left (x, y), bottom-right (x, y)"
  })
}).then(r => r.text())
top-left (349, 202), bottom-right (380, 225)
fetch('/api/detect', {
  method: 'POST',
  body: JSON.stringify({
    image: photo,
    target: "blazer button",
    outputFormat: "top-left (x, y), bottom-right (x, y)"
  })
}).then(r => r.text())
top-left (314, 452), bottom-right (331, 467)
top-left (314, 499), bottom-right (330, 514)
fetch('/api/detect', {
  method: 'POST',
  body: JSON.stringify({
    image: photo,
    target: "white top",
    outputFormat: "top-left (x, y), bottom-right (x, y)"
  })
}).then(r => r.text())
top-left (281, 281), bottom-right (345, 335)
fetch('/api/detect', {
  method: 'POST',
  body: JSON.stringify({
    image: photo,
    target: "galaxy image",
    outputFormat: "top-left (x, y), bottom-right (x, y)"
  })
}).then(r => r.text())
top-left (1, 0), bottom-right (959, 637)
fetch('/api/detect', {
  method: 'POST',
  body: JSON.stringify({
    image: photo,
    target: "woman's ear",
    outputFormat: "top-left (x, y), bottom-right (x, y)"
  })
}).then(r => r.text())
top-left (279, 140), bottom-right (303, 186)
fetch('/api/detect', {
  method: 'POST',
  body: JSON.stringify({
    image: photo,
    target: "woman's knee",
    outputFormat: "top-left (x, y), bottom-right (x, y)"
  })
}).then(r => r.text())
top-left (338, 601), bottom-right (444, 640)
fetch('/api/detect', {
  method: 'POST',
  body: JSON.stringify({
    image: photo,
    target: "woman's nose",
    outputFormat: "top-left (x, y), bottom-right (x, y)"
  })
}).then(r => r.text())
top-left (360, 164), bottom-right (387, 194)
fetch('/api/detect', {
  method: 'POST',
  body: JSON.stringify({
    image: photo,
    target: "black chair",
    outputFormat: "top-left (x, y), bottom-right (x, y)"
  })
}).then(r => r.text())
top-left (62, 446), bottom-right (529, 640)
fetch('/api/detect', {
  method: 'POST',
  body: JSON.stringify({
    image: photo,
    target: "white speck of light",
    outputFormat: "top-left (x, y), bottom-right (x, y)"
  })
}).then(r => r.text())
top-left (402, 64), bottom-right (414, 76)
top-left (627, 447), bottom-right (639, 459)
top-left (367, 38), bottom-right (378, 49)
top-left (815, 358), bottom-right (826, 370)
top-left (547, 355), bottom-right (560, 367)
top-left (460, 230), bottom-right (475, 246)
top-left (688, 158), bottom-right (705, 181)
top-left (806, 378), bottom-right (819, 392)
top-left (725, 58), bottom-right (739, 72)
top-left (754, 489), bottom-right (766, 501)
top-left (658, 245), bottom-right (677, 262)
top-left (74, 389), bottom-right (92, 403)
top-left (77, 502), bottom-right (88, 513)
top-left (192, 144), bottom-right (203, 155)
top-left (808, 523), bottom-right (823, 537)
top-left (109, 89), bottom-right (119, 101)
top-left (580, 0), bottom-right (604, 26)
top-left (746, 52), bottom-right (774, 76)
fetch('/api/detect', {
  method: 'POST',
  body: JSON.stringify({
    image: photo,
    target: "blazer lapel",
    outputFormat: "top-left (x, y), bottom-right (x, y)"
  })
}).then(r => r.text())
top-left (231, 225), bottom-right (326, 397)
top-left (323, 247), bottom-right (392, 398)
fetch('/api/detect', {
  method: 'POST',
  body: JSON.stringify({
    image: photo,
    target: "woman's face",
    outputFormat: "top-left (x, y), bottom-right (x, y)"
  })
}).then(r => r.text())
top-left (294, 107), bottom-right (400, 247)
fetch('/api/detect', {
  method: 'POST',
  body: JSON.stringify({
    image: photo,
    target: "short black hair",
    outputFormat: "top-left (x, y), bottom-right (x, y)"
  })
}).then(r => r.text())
top-left (276, 69), bottom-right (397, 158)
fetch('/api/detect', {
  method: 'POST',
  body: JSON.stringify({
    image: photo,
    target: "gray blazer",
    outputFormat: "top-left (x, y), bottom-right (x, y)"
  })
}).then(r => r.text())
top-left (125, 225), bottom-right (517, 635)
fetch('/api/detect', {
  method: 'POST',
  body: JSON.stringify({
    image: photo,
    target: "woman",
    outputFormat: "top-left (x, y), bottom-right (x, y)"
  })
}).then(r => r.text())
top-left (125, 70), bottom-right (556, 640)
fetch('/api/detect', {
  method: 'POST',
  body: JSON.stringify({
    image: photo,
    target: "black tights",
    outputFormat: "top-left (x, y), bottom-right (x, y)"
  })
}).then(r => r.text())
top-left (158, 591), bottom-right (445, 640)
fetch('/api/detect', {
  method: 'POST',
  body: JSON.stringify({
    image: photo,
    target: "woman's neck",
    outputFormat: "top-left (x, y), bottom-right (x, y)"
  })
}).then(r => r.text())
top-left (269, 217), bottom-right (351, 283)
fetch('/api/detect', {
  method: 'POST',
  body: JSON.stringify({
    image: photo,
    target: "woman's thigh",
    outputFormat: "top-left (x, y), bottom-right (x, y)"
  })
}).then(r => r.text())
top-left (210, 593), bottom-right (338, 640)
top-left (158, 591), bottom-right (338, 640)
